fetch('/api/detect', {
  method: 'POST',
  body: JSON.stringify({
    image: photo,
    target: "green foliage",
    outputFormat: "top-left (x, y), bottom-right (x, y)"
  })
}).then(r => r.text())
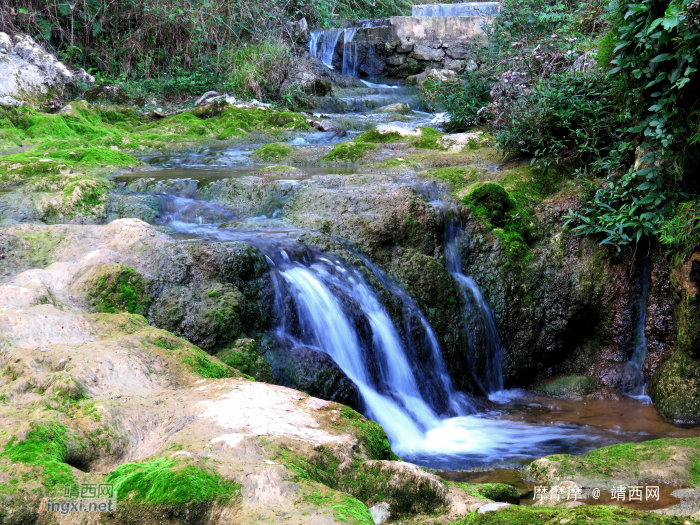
top-left (495, 72), bottom-right (621, 170)
top-left (288, 0), bottom-right (413, 28)
top-left (105, 457), bottom-right (240, 505)
top-left (658, 199), bottom-right (700, 253)
top-left (1, 422), bottom-right (74, 488)
top-left (88, 265), bottom-right (151, 315)
top-left (4, 0), bottom-right (411, 98)
top-left (420, 73), bottom-right (493, 131)
top-left (566, 0), bottom-right (700, 249)
top-left (220, 38), bottom-right (293, 100)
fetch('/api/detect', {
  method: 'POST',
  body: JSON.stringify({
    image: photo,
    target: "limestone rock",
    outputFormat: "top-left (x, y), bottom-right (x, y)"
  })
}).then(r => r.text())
top-left (410, 43), bottom-right (446, 61)
top-left (406, 68), bottom-right (456, 86)
top-left (477, 502), bottom-right (511, 513)
top-left (439, 132), bottom-right (490, 152)
top-left (0, 95), bottom-right (23, 107)
top-left (263, 345), bottom-right (363, 410)
top-left (292, 17), bottom-right (311, 44)
top-left (0, 32), bottom-right (95, 101)
top-left (369, 502), bottom-right (391, 524)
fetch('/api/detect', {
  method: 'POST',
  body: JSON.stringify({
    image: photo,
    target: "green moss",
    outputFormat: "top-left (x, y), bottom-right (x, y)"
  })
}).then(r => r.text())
top-left (302, 491), bottom-right (374, 525)
top-left (1, 422), bottom-right (74, 488)
top-left (523, 437), bottom-right (700, 487)
top-left (323, 142), bottom-right (377, 162)
top-left (214, 338), bottom-right (275, 382)
top-left (538, 375), bottom-right (599, 396)
top-left (184, 354), bottom-right (232, 379)
top-left (421, 166), bottom-right (482, 187)
top-left (105, 457), bottom-right (240, 505)
top-left (409, 127), bottom-right (445, 150)
top-left (455, 483), bottom-right (520, 504)
top-left (464, 182), bottom-right (516, 228)
top-left (463, 181), bottom-right (538, 261)
top-left (253, 142), bottom-right (293, 161)
top-left (355, 129), bottom-right (404, 144)
top-left (340, 406), bottom-right (399, 461)
top-left (451, 505), bottom-right (695, 524)
top-left (87, 264), bottom-right (151, 315)
top-left (0, 103), bottom-right (309, 183)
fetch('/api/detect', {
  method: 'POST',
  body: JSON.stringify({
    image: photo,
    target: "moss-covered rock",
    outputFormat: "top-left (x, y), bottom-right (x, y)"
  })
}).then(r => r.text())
top-left (456, 482), bottom-right (520, 504)
top-left (451, 505), bottom-right (696, 524)
top-left (521, 437), bottom-right (700, 488)
top-left (651, 254), bottom-right (700, 423)
top-left (323, 141), bottom-right (378, 162)
top-left (537, 376), bottom-right (600, 397)
top-left (86, 263), bottom-right (151, 315)
top-left (149, 241), bottom-right (271, 353)
top-left (253, 142), bottom-right (293, 161)
top-left (214, 338), bottom-right (275, 383)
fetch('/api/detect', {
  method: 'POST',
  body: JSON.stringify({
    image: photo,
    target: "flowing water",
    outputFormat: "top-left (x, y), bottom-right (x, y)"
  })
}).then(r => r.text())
top-left (119, 144), bottom-right (700, 470)
top-left (445, 220), bottom-right (504, 393)
top-left (111, 70), bottom-right (699, 473)
top-left (623, 255), bottom-right (653, 401)
top-left (309, 29), bottom-right (343, 68)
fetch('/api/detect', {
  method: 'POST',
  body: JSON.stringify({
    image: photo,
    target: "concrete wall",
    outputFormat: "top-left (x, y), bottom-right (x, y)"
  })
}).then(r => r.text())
top-left (412, 2), bottom-right (500, 17)
top-left (312, 11), bottom-right (495, 79)
top-left (390, 15), bottom-right (491, 42)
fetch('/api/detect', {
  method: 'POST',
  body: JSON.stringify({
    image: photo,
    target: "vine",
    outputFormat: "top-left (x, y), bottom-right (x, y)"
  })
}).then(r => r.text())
top-left (566, 0), bottom-right (700, 249)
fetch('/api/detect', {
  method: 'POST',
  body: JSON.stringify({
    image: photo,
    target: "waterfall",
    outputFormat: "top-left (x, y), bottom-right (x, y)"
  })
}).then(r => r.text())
top-left (268, 247), bottom-right (579, 464)
top-left (275, 254), bottom-right (444, 451)
top-left (342, 28), bottom-right (359, 76)
top-left (309, 29), bottom-right (343, 69)
top-left (444, 220), bottom-right (504, 393)
top-left (622, 256), bottom-right (652, 401)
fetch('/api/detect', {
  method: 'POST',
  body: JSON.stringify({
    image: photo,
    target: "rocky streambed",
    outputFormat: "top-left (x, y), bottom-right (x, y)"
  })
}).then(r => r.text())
top-left (1, 78), bottom-right (700, 525)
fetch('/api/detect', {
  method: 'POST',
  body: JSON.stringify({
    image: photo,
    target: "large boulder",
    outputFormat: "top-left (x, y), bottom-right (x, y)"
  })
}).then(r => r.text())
top-left (263, 345), bottom-right (363, 411)
top-left (0, 32), bottom-right (95, 103)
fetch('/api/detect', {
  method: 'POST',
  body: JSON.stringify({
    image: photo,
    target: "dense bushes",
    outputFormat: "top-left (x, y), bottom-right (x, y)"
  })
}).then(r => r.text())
top-left (0, 0), bottom-right (412, 99)
top-left (426, 0), bottom-right (700, 251)
top-left (494, 72), bottom-right (621, 170)
top-left (420, 72), bottom-right (493, 131)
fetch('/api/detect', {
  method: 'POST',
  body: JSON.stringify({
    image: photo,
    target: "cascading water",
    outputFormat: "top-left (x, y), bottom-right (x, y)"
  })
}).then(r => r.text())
top-left (309, 29), bottom-right (343, 69)
top-left (146, 190), bottom-right (619, 469)
top-left (622, 256), bottom-right (652, 402)
top-left (341, 28), bottom-right (359, 76)
top-left (444, 220), bottom-right (504, 393)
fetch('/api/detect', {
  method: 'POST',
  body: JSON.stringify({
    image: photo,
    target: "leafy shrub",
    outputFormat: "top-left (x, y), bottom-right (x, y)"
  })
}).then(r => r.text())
top-left (658, 200), bottom-right (700, 254)
top-left (420, 73), bottom-right (493, 131)
top-left (566, 0), bottom-right (700, 250)
top-left (494, 72), bottom-right (621, 170)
